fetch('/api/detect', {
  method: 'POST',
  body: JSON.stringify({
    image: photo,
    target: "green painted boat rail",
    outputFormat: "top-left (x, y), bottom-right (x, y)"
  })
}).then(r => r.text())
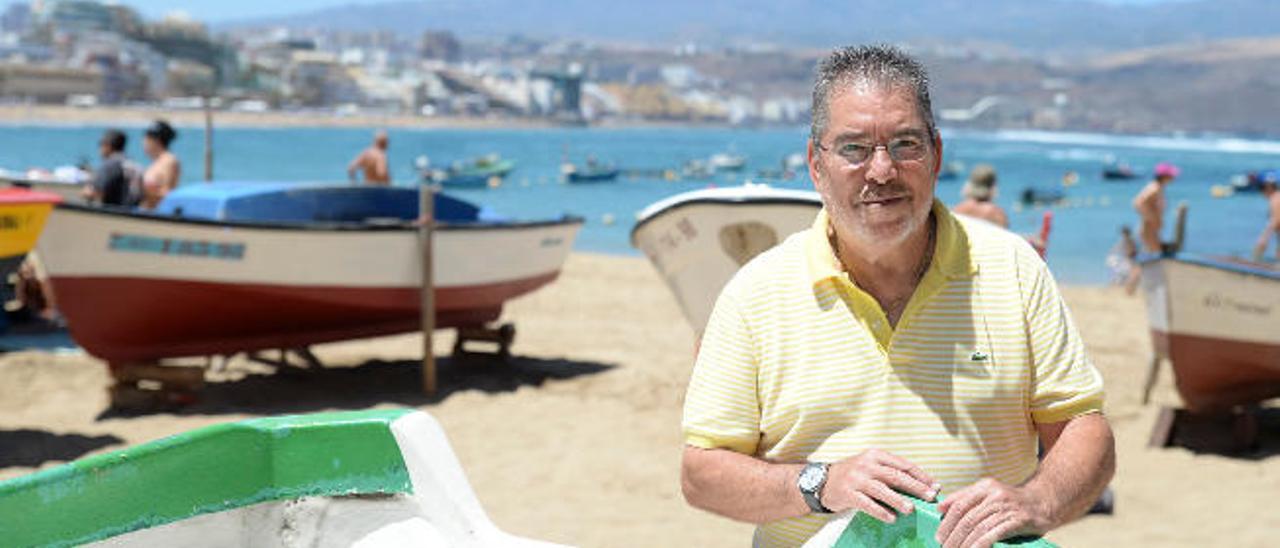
top-left (0, 408), bottom-right (416, 548)
top-left (834, 495), bottom-right (1057, 548)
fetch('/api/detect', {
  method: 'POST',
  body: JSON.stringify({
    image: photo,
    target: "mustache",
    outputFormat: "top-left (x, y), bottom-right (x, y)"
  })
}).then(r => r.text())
top-left (854, 185), bottom-right (912, 204)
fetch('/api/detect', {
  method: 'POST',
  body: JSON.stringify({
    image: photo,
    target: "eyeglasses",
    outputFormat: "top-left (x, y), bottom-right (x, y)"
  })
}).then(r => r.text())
top-left (815, 136), bottom-right (929, 168)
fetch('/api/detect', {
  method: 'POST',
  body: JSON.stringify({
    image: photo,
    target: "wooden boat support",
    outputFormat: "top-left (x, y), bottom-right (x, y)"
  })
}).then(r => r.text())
top-left (246, 347), bottom-right (326, 369)
top-left (453, 322), bottom-right (516, 362)
top-left (105, 320), bottom-right (521, 410)
top-left (1147, 405), bottom-right (1262, 453)
top-left (108, 362), bottom-right (205, 410)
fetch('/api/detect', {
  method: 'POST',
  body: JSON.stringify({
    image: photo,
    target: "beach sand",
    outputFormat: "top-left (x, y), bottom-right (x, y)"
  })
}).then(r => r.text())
top-left (1, 253), bottom-right (1276, 546)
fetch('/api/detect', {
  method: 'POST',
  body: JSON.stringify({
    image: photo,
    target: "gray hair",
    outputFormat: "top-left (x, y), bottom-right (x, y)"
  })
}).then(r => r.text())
top-left (810, 45), bottom-right (937, 144)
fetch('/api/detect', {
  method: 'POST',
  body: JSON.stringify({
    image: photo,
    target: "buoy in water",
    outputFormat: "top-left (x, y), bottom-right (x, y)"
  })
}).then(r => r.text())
top-left (1210, 185), bottom-right (1234, 198)
top-left (601, 213), bottom-right (616, 226)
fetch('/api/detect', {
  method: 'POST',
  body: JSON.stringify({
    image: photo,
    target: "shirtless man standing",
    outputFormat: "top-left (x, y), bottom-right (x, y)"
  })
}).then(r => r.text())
top-left (1252, 177), bottom-right (1280, 262)
top-left (348, 130), bottom-right (390, 185)
top-left (1132, 162), bottom-right (1179, 253)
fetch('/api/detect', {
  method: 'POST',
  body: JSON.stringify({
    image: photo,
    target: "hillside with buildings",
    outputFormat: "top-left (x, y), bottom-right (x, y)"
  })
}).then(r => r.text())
top-left (1, 1), bottom-right (1279, 135)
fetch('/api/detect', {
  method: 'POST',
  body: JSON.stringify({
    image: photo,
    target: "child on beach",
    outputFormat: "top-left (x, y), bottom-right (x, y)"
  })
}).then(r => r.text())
top-left (1106, 225), bottom-right (1141, 294)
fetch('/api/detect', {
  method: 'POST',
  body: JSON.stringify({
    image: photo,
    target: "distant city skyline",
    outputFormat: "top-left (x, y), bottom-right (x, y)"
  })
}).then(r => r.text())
top-left (1, 0), bottom-right (1189, 25)
top-left (5, 0), bottom-right (386, 23)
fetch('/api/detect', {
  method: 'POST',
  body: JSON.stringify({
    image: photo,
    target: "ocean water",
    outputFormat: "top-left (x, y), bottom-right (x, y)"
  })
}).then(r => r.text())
top-left (1, 123), bottom-right (1277, 285)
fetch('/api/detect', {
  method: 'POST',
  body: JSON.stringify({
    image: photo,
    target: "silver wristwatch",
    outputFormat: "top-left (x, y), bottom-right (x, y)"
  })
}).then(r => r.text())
top-left (797, 462), bottom-right (832, 514)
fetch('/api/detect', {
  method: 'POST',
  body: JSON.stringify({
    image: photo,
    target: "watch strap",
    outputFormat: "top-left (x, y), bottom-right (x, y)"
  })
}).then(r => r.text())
top-left (799, 462), bottom-right (832, 514)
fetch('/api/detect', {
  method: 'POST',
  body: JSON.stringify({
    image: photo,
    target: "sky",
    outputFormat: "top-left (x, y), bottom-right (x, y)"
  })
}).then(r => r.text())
top-left (3, 0), bottom-right (1190, 24)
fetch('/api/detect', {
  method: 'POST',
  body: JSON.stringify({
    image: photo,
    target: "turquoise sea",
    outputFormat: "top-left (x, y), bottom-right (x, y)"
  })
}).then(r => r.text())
top-left (2, 124), bottom-right (1278, 285)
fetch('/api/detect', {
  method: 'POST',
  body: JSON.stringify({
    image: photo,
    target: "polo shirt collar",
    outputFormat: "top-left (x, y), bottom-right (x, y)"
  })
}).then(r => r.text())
top-left (805, 198), bottom-right (977, 287)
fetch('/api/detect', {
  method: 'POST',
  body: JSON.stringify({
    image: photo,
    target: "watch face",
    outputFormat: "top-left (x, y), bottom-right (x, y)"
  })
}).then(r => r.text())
top-left (798, 466), bottom-right (823, 491)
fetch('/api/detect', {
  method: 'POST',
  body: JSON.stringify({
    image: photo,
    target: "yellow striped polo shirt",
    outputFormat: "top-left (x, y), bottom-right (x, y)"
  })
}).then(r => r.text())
top-left (683, 199), bottom-right (1104, 547)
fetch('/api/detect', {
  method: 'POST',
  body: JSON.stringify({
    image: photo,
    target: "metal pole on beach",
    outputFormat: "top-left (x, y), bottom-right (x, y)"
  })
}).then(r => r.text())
top-left (419, 183), bottom-right (437, 395)
top-left (203, 95), bottom-right (213, 182)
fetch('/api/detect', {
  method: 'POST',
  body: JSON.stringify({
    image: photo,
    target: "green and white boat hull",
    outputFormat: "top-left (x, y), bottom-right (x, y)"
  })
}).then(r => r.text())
top-left (0, 409), bottom-right (561, 548)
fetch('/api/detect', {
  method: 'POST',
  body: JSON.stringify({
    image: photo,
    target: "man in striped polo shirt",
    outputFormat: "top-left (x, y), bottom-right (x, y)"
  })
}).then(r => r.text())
top-left (681, 45), bottom-right (1115, 548)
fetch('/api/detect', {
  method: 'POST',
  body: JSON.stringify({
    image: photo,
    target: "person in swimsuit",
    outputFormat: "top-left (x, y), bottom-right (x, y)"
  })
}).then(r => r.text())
top-left (1132, 162), bottom-right (1179, 253)
top-left (139, 120), bottom-right (181, 210)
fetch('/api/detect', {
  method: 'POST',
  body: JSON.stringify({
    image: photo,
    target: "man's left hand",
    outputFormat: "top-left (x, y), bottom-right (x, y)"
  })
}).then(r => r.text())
top-left (934, 478), bottom-right (1051, 548)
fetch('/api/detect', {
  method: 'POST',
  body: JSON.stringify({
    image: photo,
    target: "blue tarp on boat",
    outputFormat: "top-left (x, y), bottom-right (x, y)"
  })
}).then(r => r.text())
top-left (153, 182), bottom-right (503, 224)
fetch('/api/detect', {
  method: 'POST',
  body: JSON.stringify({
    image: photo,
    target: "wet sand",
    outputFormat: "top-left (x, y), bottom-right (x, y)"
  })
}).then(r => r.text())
top-left (0, 253), bottom-right (1276, 546)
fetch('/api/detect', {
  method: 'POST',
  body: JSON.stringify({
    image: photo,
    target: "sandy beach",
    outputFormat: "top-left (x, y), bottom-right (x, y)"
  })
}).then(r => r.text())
top-left (1, 252), bottom-right (1277, 547)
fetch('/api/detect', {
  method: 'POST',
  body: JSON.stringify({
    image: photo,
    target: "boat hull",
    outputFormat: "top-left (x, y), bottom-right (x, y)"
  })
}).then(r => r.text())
top-left (632, 186), bottom-right (822, 332)
top-left (0, 188), bottom-right (60, 284)
top-left (0, 193), bottom-right (58, 259)
top-left (1141, 256), bottom-right (1280, 411)
top-left (38, 205), bottom-right (582, 362)
top-left (51, 274), bottom-right (555, 362)
top-left (566, 169), bottom-right (619, 183)
top-left (0, 410), bottom-right (560, 547)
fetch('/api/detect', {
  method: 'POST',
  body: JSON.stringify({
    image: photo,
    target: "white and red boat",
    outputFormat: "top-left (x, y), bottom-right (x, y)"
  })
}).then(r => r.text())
top-left (1140, 254), bottom-right (1280, 412)
top-left (631, 184), bottom-right (822, 332)
top-left (36, 183), bottom-right (582, 362)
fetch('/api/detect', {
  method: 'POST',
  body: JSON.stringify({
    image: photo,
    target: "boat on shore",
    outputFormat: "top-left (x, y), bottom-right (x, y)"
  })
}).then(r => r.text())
top-left (1140, 253), bottom-right (1280, 412)
top-left (0, 409), bottom-right (562, 547)
top-left (0, 187), bottom-right (60, 284)
top-left (36, 183), bottom-right (583, 362)
top-left (632, 184), bottom-right (822, 332)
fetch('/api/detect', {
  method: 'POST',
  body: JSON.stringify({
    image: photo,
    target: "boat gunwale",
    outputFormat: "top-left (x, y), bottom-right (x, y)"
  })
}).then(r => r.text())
top-left (1138, 252), bottom-right (1280, 281)
top-left (630, 193), bottom-right (822, 245)
top-left (53, 202), bottom-right (585, 233)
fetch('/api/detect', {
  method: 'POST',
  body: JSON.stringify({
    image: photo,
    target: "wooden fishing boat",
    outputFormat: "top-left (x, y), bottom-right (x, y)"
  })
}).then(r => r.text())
top-left (631, 184), bottom-right (822, 332)
top-left (1140, 253), bottom-right (1280, 412)
top-left (36, 183), bottom-right (582, 362)
top-left (0, 409), bottom-right (562, 547)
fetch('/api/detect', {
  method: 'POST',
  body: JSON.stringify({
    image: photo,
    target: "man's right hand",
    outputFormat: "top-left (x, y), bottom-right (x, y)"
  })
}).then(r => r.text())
top-left (819, 449), bottom-right (940, 523)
